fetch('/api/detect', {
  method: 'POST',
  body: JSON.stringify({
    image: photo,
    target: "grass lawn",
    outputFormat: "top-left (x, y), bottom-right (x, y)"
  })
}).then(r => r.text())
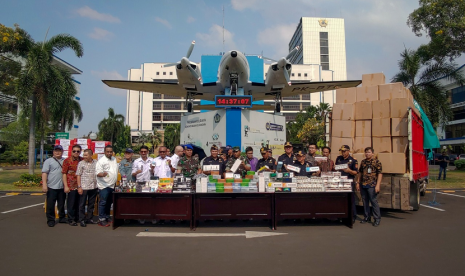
top-left (0, 169), bottom-right (42, 192)
top-left (428, 169), bottom-right (465, 189)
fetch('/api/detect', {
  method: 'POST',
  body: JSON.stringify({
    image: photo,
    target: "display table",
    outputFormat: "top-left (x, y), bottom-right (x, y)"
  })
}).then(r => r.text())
top-left (112, 193), bottom-right (193, 230)
top-left (194, 193), bottom-right (274, 230)
top-left (274, 192), bottom-right (353, 229)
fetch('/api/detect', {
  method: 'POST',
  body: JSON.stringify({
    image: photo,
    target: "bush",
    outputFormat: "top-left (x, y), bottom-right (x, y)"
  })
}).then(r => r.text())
top-left (14, 173), bottom-right (42, 187)
top-left (454, 160), bottom-right (465, 170)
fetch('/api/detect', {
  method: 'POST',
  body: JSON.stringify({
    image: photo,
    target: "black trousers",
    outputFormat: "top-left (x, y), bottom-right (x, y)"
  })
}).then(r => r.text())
top-left (79, 189), bottom-right (98, 222)
top-left (46, 188), bottom-right (66, 223)
top-left (361, 187), bottom-right (381, 220)
top-left (67, 190), bottom-right (80, 223)
top-left (351, 183), bottom-right (357, 218)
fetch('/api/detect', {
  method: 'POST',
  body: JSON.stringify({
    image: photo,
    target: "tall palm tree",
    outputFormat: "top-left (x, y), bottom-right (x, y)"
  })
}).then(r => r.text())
top-left (15, 31), bottom-right (83, 174)
top-left (163, 123), bottom-right (180, 150)
top-left (98, 108), bottom-right (125, 145)
top-left (57, 97), bottom-right (83, 132)
top-left (150, 130), bottom-right (162, 153)
top-left (392, 48), bottom-right (464, 127)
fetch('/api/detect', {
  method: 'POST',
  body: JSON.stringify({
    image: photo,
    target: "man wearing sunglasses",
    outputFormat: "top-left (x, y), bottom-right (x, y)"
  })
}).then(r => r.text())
top-left (131, 145), bottom-right (155, 182)
top-left (62, 144), bottom-right (83, 226)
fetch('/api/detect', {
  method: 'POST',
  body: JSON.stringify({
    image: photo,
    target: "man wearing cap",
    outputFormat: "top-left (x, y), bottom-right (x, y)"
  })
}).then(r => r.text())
top-left (201, 145), bottom-right (226, 176)
top-left (42, 145), bottom-right (66, 227)
top-left (176, 144), bottom-right (200, 177)
top-left (119, 148), bottom-right (135, 182)
top-left (225, 146), bottom-right (250, 177)
top-left (153, 146), bottom-right (172, 178)
top-left (278, 142), bottom-right (296, 172)
top-left (245, 147), bottom-right (259, 171)
top-left (131, 145), bottom-right (155, 182)
top-left (292, 151), bottom-right (312, 177)
top-left (305, 142), bottom-right (322, 167)
top-left (335, 145), bottom-right (359, 223)
top-left (62, 144), bottom-right (83, 226)
top-left (226, 145), bottom-right (233, 159)
top-left (256, 147), bottom-right (277, 172)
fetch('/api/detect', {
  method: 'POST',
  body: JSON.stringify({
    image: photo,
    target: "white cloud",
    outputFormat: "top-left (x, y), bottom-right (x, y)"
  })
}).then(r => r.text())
top-left (196, 24), bottom-right (237, 50)
top-left (155, 17), bottom-right (172, 29)
top-left (88, 27), bottom-right (114, 41)
top-left (257, 24), bottom-right (297, 58)
top-left (231, 0), bottom-right (262, 11)
top-left (187, 16), bottom-right (196, 23)
top-left (91, 70), bottom-right (126, 96)
top-left (76, 6), bottom-right (120, 23)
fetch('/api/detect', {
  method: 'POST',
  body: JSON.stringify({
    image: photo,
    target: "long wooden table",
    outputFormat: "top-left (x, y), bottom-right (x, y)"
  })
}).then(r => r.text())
top-left (194, 193), bottom-right (274, 230)
top-left (274, 192), bottom-right (353, 229)
top-left (112, 192), bottom-right (193, 229)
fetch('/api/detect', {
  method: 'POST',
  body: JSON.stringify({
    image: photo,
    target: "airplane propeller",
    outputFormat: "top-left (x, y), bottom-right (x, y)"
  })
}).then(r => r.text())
top-left (261, 46), bottom-right (299, 86)
top-left (164, 40), bottom-right (201, 81)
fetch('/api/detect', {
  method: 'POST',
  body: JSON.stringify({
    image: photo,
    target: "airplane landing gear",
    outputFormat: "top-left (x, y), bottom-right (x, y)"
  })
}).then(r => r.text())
top-left (274, 92), bottom-right (283, 114)
top-left (185, 92), bottom-right (195, 113)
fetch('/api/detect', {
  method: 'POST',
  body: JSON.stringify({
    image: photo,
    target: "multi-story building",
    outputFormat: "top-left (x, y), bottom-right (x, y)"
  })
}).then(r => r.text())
top-left (436, 65), bottom-right (465, 152)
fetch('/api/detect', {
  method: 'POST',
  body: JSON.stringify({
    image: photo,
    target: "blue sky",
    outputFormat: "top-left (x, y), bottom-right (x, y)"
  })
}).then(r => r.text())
top-left (2, 0), bottom-right (455, 136)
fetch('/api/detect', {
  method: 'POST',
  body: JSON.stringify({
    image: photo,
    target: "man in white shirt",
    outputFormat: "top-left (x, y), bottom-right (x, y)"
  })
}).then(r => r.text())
top-left (169, 145), bottom-right (184, 174)
top-left (131, 145), bottom-right (154, 182)
top-left (95, 145), bottom-right (118, 227)
top-left (153, 146), bottom-right (172, 178)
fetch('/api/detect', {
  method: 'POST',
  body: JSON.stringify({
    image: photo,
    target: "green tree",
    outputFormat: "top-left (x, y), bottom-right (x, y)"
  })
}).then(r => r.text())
top-left (137, 131), bottom-right (150, 146)
top-left (0, 115), bottom-right (29, 146)
top-left (391, 48), bottom-right (464, 127)
top-left (407, 0), bottom-right (465, 61)
top-left (2, 25), bottom-right (84, 174)
top-left (114, 125), bottom-right (131, 154)
top-left (149, 130), bottom-right (162, 153)
top-left (98, 108), bottom-right (125, 145)
top-left (296, 118), bottom-right (325, 145)
top-left (163, 123), bottom-right (181, 150)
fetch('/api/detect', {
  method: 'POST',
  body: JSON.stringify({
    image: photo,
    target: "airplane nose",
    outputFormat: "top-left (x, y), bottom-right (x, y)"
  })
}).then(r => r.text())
top-left (231, 51), bottom-right (237, 58)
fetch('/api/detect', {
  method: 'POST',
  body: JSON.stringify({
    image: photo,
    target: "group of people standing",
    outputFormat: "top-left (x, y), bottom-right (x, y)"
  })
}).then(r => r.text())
top-left (42, 141), bottom-right (383, 228)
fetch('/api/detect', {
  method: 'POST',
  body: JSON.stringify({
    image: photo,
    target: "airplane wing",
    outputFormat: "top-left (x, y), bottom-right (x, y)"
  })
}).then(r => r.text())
top-left (250, 80), bottom-right (361, 101)
top-left (102, 80), bottom-right (220, 101)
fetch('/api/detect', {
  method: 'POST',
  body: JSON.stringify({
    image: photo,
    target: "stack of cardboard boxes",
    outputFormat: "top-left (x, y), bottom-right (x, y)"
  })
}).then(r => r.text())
top-left (331, 73), bottom-right (418, 174)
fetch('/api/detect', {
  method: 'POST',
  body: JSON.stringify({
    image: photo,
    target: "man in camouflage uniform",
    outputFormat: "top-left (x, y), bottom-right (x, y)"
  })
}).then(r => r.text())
top-left (225, 146), bottom-right (250, 177)
top-left (176, 144), bottom-right (200, 178)
top-left (356, 147), bottom-right (383, 227)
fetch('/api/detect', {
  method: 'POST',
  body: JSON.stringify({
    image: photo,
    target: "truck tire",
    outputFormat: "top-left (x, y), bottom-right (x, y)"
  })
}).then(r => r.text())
top-left (410, 181), bottom-right (420, 211)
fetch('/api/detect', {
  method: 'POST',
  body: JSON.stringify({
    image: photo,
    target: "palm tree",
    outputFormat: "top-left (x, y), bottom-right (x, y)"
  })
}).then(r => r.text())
top-left (163, 123), bottom-right (180, 150)
top-left (392, 48), bottom-right (465, 127)
top-left (98, 108), bottom-right (125, 145)
top-left (14, 31), bottom-right (83, 174)
top-left (137, 132), bottom-right (150, 146)
top-left (150, 130), bottom-right (163, 153)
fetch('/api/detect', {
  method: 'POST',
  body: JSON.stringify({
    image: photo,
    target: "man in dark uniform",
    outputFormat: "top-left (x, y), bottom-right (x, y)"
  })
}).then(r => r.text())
top-left (200, 145), bottom-right (226, 176)
top-left (225, 146), bottom-right (250, 177)
top-left (357, 147), bottom-right (383, 227)
top-left (176, 144), bottom-right (200, 178)
top-left (256, 147), bottom-right (277, 172)
top-left (292, 151), bottom-right (312, 177)
top-left (226, 145), bottom-right (233, 159)
top-left (335, 145), bottom-right (359, 223)
top-left (278, 142), bottom-right (295, 172)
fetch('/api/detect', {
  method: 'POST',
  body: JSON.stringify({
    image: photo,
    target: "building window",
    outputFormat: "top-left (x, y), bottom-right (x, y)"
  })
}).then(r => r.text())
top-left (153, 113), bottom-right (161, 121)
top-left (164, 95), bottom-right (182, 99)
top-left (164, 115), bottom-right (181, 121)
top-left (156, 72), bottom-right (159, 75)
top-left (153, 93), bottom-right (161, 99)
top-left (285, 115), bottom-right (297, 121)
top-left (452, 86), bottom-right (465, 104)
top-left (320, 32), bottom-right (329, 70)
top-left (153, 103), bottom-right (161, 109)
top-left (170, 72), bottom-right (173, 75)
top-left (298, 73), bottom-right (301, 77)
top-left (163, 103), bottom-right (181, 110)
top-left (302, 94), bottom-right (310, 100)
top-left (304, 73), bottom-right (307, 77)
top-left (283, 95), bottom-right (300, 100)
top-left (291, 73), bottom-right (295, 77)
top-left (163, 72), bottom-right (166, 75)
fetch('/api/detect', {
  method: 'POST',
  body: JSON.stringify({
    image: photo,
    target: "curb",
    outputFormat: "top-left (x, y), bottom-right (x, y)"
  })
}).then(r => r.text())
top-left (0, 192), bottom-right (45, 196)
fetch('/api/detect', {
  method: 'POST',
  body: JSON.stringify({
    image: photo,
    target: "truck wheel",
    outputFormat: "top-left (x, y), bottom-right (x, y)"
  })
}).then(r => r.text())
top-left (410, 181), bottom-right (420, 211)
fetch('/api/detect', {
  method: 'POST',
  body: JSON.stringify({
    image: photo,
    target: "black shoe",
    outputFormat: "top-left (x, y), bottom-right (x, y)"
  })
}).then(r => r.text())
top-left (373, 220), bottom-right (380, 227)
top-left (85, 219), bottom-right (96, 224)
top-left (69, 221), bottom-right (78, 226)
top-left (47, 221), bottom-right (55, 227)
top-left (58, 218), bottom-right (67, 223)
top-left (360, 217), bottom-right (371, 224)
top-left (80, 221), bottom-right (86, 227)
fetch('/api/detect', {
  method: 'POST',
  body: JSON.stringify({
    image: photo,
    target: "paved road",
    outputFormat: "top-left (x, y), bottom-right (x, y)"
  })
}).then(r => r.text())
top-left (0, 191), bottom-right (464, 276)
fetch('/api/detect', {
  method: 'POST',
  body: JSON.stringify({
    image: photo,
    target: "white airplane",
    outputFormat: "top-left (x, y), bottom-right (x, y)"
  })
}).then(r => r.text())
top-left (102, 41), bottom-right (361, 112)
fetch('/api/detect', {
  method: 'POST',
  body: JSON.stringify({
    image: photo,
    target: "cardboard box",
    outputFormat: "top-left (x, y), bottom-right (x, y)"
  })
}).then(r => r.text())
top-left (379, 82), bottom-right (407, 100)
top-left (353, 153), bottom-right (365, 162)
top-left (372, 118), bottom-right (391, 137)
top-left (390, 98), bottom-right (410, 118)
top-left (356, 86), bottom-right (379, 102)
top-left (392, 137), bottom-right (408, 153)
top-left (330, 137), bottom-right (354, 162)
top-left (336, 87), bottom-right (357, 104)
top-left (355, 102), bottom-right (372, 120)
top-left (353, 137), bottom-right (372, 153)
top-left (373, 137), bottom-right (392, 153)
top-left (392, 117), bottom-right (408, 136)
top-left (331, 120), bottom-right (355, 138)
top-left (372, 99), bottom-right (390, 118)
top-left (332, 103), bottom-right (355, 120)
top-left (378, 153), bottom-right (406, 174)
top-left (356, 120), bottom-right (372, 137)
top-left (362, 73), bottom-right (385, 87)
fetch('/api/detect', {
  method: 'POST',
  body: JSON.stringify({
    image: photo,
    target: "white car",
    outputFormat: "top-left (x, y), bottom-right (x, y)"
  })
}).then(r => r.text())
top-left (459, 154), bottom-right (465, 160)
